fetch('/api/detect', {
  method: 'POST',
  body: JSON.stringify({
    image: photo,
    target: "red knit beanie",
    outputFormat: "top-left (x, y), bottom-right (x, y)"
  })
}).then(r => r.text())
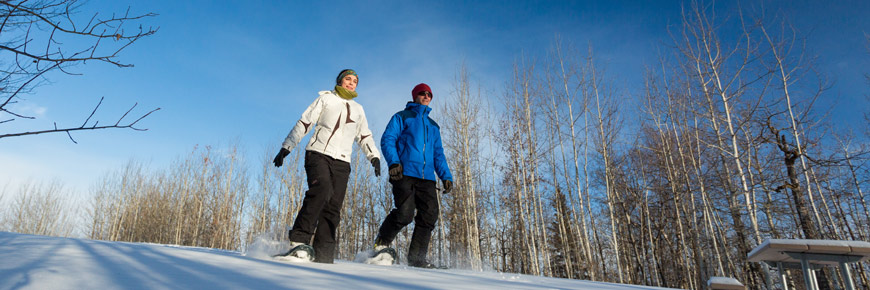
top-left (411, 83), bottom-right (433, 99)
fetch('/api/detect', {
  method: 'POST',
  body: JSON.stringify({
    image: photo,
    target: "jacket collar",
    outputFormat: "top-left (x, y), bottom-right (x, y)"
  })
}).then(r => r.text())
top-left (404, 102), bottom-right (431, 116)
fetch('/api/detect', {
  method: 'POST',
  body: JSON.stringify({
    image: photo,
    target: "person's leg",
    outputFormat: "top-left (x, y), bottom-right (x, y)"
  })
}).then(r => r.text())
top-left (288, 151), bottom-right (334, 244)
top-left (376, 176), bottom-right (416, 244)
top-left (407, 179), bottom-right (438, 265)
top-left (312, 159), bottom-right (351, 263)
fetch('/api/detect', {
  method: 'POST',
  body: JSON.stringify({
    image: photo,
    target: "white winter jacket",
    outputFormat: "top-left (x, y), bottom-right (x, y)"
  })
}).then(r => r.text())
top-left (282, 90), bottom-right (381, 163)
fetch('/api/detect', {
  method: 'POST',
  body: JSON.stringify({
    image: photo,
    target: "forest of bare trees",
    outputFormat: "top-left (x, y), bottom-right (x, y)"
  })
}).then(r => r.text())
top-left (2, 1), bottom-right (869, 289)
top-left (2, 180), bottom-right (74, 237)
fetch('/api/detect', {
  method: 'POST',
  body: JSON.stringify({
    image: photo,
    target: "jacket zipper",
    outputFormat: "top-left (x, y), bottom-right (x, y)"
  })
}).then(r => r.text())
top-left (422, 115), bottom-right (426, 177)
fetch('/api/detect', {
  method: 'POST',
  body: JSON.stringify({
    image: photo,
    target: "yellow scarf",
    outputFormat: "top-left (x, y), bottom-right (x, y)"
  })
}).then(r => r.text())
top-left (334, 85), bottom-right (358, 100)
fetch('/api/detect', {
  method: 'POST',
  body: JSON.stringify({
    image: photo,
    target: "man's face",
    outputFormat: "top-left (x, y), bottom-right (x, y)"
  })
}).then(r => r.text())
top-left (414, 91), bottom-right (432, 106)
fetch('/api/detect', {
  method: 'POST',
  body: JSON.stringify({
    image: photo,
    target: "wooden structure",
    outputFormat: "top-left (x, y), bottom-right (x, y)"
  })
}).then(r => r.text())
top-left (747, 239), bottom-right (870, 290)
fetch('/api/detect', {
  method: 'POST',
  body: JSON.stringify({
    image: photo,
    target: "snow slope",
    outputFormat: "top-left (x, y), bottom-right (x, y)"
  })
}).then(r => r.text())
top-left (0, 231), bottom-right (675, 289)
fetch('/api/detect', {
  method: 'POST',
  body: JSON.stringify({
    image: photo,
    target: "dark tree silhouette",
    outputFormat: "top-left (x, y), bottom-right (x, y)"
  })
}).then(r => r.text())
top-left (0, 0), bottom-right (159, 142)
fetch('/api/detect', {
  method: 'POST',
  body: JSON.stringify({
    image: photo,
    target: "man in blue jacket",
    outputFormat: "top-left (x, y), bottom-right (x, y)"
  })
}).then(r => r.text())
top-left (374, 83), bottom-right (453, 268)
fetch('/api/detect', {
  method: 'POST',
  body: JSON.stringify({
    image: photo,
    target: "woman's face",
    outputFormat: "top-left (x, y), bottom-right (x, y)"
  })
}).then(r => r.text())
top-left (340, 75), bottom-right (359, 92)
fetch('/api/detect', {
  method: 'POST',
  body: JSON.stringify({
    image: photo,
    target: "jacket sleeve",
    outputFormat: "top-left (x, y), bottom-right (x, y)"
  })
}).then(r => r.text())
top-left (380, 113), bottom-right (403, 166)
top-left (281, 95), bottom-right (324, 150)
top-left (355, 107), bottom-right (382, 162)
top-left (433, 127), bottom-right (453, 181)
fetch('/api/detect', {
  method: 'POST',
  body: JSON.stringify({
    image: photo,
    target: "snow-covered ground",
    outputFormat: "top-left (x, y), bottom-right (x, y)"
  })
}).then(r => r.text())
top-left (0, 231), bottom-right (676, 289)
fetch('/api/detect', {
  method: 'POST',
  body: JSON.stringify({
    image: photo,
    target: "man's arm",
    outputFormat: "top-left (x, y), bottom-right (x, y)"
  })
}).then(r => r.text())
top-left (380, 113), bottom-right (403, 166)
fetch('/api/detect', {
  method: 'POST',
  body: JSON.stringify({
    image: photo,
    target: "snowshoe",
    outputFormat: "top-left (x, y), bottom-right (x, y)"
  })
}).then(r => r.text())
top-left (409, 260), bottom-right (447, 269)
top-left (353, 244), bottom-right (398, 265)
top-left (370, 247), bottom-right (397, 264)
top-left (273, 242), bottom-right (315, 262)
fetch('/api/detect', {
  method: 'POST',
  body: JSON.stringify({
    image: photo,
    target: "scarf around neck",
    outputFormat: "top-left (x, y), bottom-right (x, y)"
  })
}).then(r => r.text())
top-left (334, 85), bottom-right (358, 100)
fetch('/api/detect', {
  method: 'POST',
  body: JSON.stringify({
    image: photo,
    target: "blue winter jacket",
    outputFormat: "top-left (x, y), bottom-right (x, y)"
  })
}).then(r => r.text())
top-left (381, 102), bottom-right (453, 182)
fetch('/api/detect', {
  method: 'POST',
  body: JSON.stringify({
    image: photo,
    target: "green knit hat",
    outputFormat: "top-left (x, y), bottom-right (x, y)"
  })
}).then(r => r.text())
top-left (336, 69), bottom-right (358, 85)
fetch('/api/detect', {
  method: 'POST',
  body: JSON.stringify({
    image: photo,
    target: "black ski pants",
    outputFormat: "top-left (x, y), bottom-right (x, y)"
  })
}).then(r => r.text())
top-left (377, 176), bottom-right (439, 264)
top-left (288, 151), bottom-right (350, 263)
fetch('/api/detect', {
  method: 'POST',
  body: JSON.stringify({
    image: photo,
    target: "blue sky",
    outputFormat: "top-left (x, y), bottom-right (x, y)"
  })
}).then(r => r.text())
top-left (1, 0), bottom-right (868, 199)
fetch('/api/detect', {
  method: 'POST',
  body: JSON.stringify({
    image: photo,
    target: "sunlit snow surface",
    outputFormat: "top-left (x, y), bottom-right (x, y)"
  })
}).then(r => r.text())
top-left (0, 231), bottom-right (677, 289)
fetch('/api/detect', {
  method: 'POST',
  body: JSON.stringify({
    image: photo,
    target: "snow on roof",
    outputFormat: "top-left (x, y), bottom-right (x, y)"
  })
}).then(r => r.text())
top-left (707, 276), bottom-right (745, 289)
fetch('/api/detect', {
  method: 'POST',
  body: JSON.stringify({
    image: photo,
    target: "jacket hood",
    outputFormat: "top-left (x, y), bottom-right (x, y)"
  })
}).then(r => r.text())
top-left (405, 102), bottom-right (431, 115)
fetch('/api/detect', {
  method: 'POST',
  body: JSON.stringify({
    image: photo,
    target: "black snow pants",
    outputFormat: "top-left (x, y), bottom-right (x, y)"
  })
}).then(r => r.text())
top-left (288, 151), bottom-right (350, 263)
top-left (377, 176), bottom-right (439, 264)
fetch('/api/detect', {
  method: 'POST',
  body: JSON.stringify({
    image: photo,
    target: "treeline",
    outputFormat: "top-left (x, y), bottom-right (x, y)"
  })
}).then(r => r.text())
top-left (452, 2), bottom-right (870, 289)
top-left (81, 141), bottom-right (396, 263)
top-left (1, 180), bottom-right (74, 237)
top-left (2, 1), bottom-right (869, 289)
top-left (88, 146), bottom-right (249, 250)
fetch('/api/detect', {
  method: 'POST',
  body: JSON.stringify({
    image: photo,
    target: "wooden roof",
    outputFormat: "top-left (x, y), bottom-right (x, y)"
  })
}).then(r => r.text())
top-left (747, 239), bottom-right (870, 265)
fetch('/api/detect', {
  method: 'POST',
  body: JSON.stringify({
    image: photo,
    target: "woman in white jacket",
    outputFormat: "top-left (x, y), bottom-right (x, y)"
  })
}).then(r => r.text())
top-left (272, 69), bottom-right (382, 263)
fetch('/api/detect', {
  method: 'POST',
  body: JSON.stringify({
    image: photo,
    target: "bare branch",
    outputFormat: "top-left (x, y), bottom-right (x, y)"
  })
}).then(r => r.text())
top-left (115, 102), bottom-right (136, 126)
top-left (0, 0), bottom-right (158, 142)
top-left (0, 107), bottom-right (35, 119)
top-left (81, 96), bottom-right (104, 127)
top-left (0, 106), bottom-right (161, 140)
top-left (1, 62), bottom-right (61, 109)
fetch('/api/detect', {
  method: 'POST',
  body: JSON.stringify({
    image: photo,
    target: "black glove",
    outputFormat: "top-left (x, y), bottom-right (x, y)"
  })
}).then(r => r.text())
top-left (273, 148), bottom-right (290, 167)
top-left (371, 158), bottom-right (381, 177)
top-left (389, 163), bottom-right (403, 181)
top-left (442, 180), bottom-right (453, 194)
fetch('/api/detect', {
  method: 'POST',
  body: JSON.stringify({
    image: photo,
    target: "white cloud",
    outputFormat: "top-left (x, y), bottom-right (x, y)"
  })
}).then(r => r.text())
top-left (5, 101), bottom-right (48, 119)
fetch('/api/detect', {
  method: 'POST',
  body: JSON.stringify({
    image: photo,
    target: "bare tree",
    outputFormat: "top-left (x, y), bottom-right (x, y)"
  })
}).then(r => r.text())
top-left (586, 49), bottom-right (627, 284)
top-left (498, 55), bottom-right (555, 276)
top-left (90, 144), bottom-right (249, 250)
top-left (4, 179), bottom-right (73, 237)
top-left (672, 1), bottom-right (778, 286)
top-left (337, 146), bottom-right (386, 261)
top-left (0, 0), bottom-right (159, 142)
top-left (541, 38), bottom-right (598, 280)
top-left (244, 145), bottom-right (308, 252)
top-left (439, 63), bottom-right (489, 270)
